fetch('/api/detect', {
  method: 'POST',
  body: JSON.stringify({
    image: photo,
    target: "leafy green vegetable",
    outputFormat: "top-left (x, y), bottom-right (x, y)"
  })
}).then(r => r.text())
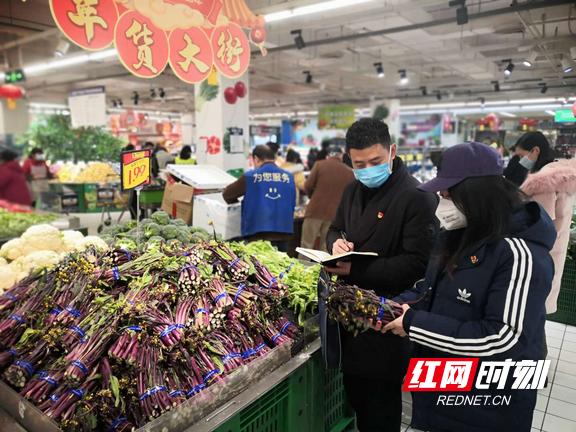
top-left (0, 209), bottom-right (58, 239)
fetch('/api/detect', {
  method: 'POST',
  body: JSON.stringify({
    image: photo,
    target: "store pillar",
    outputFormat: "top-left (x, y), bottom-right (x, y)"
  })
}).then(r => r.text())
top-left (194, 74), bottom-right (250, 174)
top-left (0, 99), bottom-right (29, 147)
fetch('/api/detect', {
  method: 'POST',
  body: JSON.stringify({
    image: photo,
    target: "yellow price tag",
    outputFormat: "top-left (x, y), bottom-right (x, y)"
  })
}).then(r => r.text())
top-left (121, 152), bottom-right (151, 190)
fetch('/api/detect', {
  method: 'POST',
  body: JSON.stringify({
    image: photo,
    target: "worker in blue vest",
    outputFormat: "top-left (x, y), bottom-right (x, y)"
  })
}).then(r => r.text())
top-left (223, 144), bottom-right (296, 252)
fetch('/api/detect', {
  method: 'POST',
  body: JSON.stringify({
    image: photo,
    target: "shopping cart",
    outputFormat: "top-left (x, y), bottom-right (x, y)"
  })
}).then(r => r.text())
top-left (96, 176), bottom-right (128, 233)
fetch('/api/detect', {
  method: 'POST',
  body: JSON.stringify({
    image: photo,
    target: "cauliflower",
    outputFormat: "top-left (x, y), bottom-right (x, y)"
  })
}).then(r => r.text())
top-left (21, 224), bottom-right (64, 253)
top-left (10, 250), bottom-right (61, 274)
top-left (0, 257), bottom-right (7, 266)
top-left (62, 230), bottom-right (85, 251)
top-left (0, 265), bottom-right (17, 291)
top-left (75, 236), bottom-right (109, 251)
top-left (0, 238), bottom-right (33, 261)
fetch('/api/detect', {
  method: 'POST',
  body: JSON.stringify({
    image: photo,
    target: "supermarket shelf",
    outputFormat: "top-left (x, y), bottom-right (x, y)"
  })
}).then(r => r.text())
top-left (185, 338), bottom-right (321, 432)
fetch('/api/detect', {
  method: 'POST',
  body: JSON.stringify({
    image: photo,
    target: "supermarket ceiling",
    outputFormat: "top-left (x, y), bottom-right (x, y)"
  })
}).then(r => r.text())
top-left (0, 0), bottom-right (575, 116)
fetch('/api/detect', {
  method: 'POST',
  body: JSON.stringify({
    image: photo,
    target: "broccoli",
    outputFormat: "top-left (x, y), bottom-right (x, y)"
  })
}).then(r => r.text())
top-left (144, 223), bottom-right (162, 239)
top-left (148, 236), bottom-right (165, 244)
top-left (162, 225), bottom-right (179, 240)
top-left (140, 218), bottom-right (153, 226)
top-left (151, 210), bottom-right (171, 226)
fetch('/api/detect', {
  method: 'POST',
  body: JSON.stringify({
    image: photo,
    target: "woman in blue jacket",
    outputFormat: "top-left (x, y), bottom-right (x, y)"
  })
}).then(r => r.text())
top-left (383, 142), bottom-right (556, 432)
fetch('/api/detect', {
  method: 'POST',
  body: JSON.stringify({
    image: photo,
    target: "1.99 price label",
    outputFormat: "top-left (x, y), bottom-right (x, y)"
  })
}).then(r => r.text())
top-left (121, 150), bottom-right (151, 190)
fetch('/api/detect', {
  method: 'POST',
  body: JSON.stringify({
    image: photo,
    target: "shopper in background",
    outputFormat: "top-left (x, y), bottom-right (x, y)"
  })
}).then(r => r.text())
top-left (123, 144), bottom-right (136, 152)
top-left (0, 148), bottom-right (31, 206)
top-left (266, 141), bottom-right (285, 166)
top-left (503, 144), bottom-right (528, 186)
top-left (223, 145), bottom-right (296, 252)
top-left (307, 147), bottom-right (319, 170)
top-left (154, 142), bottom-right (174, 173)
top-left (175, 145), bottom-right (196, 165)
top-left (383, 142), bottom-right (555, 432)
top-left (301, 145), bottom-right (354, 252)
top-left (22, 147), bottom-right (52, 206)
top-left (326, 118), bottom-right (438, 432)
top-left (517, 131), bottom-right (576, 314)
top-left (281, 149), bottom-right (306, 200)
top-left (316, 138), bottom-right (332, 161)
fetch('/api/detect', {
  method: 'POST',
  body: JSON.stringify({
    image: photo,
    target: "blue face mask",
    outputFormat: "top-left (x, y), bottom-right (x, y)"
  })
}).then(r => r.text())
top-left (354, 161), bottom-right (392, 188)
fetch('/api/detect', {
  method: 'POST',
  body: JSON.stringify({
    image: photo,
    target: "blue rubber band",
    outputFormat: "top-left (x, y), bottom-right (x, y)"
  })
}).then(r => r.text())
top-left (113, 267), bottom-right (120, 281)
top-left (228, 257), bottom-right (240, 268)
top-left (169, 390), bottom-right (185, 398)
top-left (233, 284), bottom-right (245, 305)
top-left (70, 325), bottom-right (86, 340)
top-left (109, 417), bottom-right (127, 431)
top-left (37, 372), bottom-right (58, 387)
top-left (280, 321), bottom-right (293, 334)
top-left (213, 292), bottom-right (227, 305)
top-left (65, 307), bottom-right (81, 318)
top-left (241, 348), bottom-right (257, 359)
top-left (255, 343), bottom-right (266, 352)
top-left (71, 360), bottom-right (89, 375)
top-left (377, 297), bottom-right (387, 321)
top-left (195, 308), bottom-right (208, 315)
top-left (120, 248), bottom-right (132, 261)
top-left (180, 264), bottom-right (198, 273)
top-left (15, 360), bottom-right (34, 376)
top-left (267, 277), bottom-right (277, 288)
top-left (70, 388), bottom-right (85, 399)
top-left (50, 394), bottom-right (59, 403)
top-left (50, 307), bottom-right (62, 316)
top-left (160, 324), bottom-right (185, 338)
top-left (139, 385), bottom-right (167, 401)
top-left (222, 352), bottom-right (241, 363)
top-left (271, 332), bottom-right (283, 344)
top-left (186, 383), bottom-right (206, 397)
top-left (9, 314), bottom-right (24, 324)
top-left (203, 368), bottom-right (220, 384)
top-left (125, 326), bottom-right (142, 332)
top-left (2, 292), bottom-right (17, 301)
top-left (8, 348), bottom-right (17, 357)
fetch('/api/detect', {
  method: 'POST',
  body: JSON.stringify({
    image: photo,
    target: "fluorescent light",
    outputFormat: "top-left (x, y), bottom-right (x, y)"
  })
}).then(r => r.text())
top-left (30, 102), bottom-right (68, 110)
top-left (545, 110), bottom-right (556, 116)
top-left (508, 98), bottom-right (557, 104)
top-left (498, 112), bottom-right (517, 118)
top-left (522, 51), bottom-right (537, 68)
top-left (24, 49), bottom-right (117, 75)
top-left (0, 71), bottom-right (4, 81)
top-left (265, 0), bottom-right (374, 23)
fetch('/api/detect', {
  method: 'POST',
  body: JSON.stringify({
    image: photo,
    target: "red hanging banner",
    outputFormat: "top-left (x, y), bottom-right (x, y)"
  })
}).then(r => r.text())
top-left (169, 28), bottom-right (214, 84)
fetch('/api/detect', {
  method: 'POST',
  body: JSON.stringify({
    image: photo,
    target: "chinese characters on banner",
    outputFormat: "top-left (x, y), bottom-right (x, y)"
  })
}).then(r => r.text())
top-left (49, 0), bottom-right (266, 83)
top-left (50, 0), bottom-right (118, 50)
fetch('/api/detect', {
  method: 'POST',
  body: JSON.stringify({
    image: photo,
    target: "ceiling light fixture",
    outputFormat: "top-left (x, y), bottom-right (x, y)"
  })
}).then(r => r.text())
top-left (24, 49), bottom-right (117, 75)
top-left (398, 69), bottom-right (408, 85)
top-left (522, 51), bottom-right (537, 67)
top-left (561, 58), bottom-right (574, 74)
top-left (504, 61), bottom-right (515, 76)
top-left (159, 88), bottom-right (166, 99)
top-left (132, 91), bottom-right (139, 106)
top-left (150, 88), bottom-right (157, 98)
top-left (545, 110), bottom-right (556, 116)
top-left (539, 83), bottom-right (548, 94)
top-left (420, 86), bottom-right (428, 96)
top-left (54, 39), bottom-right (70, 57)
top-left (492, 81), bottom-right (500, 92)
top-left (498, 112), bottom-right (517, 118)
top-left (291, 29), bottom-right (306, 50)
top-left (374, 62), bottom-right (384, 78)
top-left (303, 70), bottom-right (312, 84)
top-left (265, 0), bottom-right (374, 23)
top-left (436, 91), bottom-right (442, 101)
top-left (480, 97), bottom-right (485, 108)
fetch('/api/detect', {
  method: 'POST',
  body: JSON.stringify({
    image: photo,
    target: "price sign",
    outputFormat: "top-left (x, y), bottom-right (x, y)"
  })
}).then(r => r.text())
top-left (121, 150), bottom-right (152, 191)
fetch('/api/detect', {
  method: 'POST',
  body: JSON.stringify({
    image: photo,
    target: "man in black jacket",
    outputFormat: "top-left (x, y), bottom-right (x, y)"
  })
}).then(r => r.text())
top-left (326, 118), bottom-right (438, 432)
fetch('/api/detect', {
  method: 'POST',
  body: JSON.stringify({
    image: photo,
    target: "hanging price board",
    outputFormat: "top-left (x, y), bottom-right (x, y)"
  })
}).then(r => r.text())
top-left (121, 150), bottom-right (151, 191)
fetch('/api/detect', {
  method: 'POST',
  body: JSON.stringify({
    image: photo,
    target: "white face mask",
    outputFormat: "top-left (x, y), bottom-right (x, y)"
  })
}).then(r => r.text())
top-left (435, 197), bottom-right (468, 231)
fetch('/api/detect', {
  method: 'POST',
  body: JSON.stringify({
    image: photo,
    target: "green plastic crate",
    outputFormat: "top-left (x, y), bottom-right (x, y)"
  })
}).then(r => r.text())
top-left (139, 189), bottom-right (164, 205)
top-left (214, 351), bottom-right (354, 432)
top-left (548, 253), bottom-right (576, 326)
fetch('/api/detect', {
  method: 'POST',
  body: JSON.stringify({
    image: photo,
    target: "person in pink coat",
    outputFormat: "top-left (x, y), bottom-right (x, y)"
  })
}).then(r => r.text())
top-left (516, 132), bottom-right (576, 314)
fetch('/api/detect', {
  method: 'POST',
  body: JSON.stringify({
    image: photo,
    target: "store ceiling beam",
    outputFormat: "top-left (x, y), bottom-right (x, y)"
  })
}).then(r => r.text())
top-left (254, 0), bottom-right (574, 56)
top-left (0, 28), bottom-right (59, 53)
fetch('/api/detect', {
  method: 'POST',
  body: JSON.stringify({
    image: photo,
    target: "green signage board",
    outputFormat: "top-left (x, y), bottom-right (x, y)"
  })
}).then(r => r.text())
top-left (555, 109), bottom-right (576, 123)
top-left (318, 105), bottom-right (356, 130)
top-left (4, 69), bottom-right (25, 84)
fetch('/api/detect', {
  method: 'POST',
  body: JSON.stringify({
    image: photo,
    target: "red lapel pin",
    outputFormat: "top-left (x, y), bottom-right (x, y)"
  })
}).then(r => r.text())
top-left (377, 211), bottom-right (384, 219)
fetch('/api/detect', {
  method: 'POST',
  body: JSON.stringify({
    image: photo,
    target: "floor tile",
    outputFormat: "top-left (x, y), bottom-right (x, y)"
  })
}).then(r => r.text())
top-left (536, 394), bottom-right (549, 412)
top-left (539, 383), bottom-right (552, 397)
top-left (562, 340), bottom-right (576, 354)
top-left (532, 410), bottom-right (545, 429)
top-left (564, 332), bottom-right (576, 343)
top-left (553, 372), bottom-right (576, 390)
top-left (542, 413), bottom-right (576, 432)
top-left (546, 321), bottom-right (567, 332)
top-left (560, 350), bottom-right (576, 364)
top-left (557, 360), bottom-right (576, 377)
top-left (546, 399), bottom-right (576, 422)
top-left (550, 383), bottom-right (576, 404)
top-left (547, 328), bottom-right (566, 341)
top-left (565, 325), bottom-right (576, 334)
top-left (548, 347), bottom-right (561, 359)
top-left (549, 358), bottom-right (559, 375)
top-left (548, 337), bottom-right (564, 349)
top-left (531, 429), bottom-right (541, 432)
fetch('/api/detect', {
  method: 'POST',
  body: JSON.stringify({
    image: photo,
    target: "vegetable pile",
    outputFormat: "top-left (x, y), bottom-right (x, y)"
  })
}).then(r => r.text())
top-left (56, 162), bottom-right (119, 184)
top-left (0, 209), bottom-right (58, 239)
top-left (100, 211), bottom-right (215, 250)
top-left (0, 225), bottom-right (108, 292)
top-left (0, 241), bottom-right (300, 431)
top-left (231, 241), bottom-right (321, 325)
top-left (326, 284), bottom-right (404, 336)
